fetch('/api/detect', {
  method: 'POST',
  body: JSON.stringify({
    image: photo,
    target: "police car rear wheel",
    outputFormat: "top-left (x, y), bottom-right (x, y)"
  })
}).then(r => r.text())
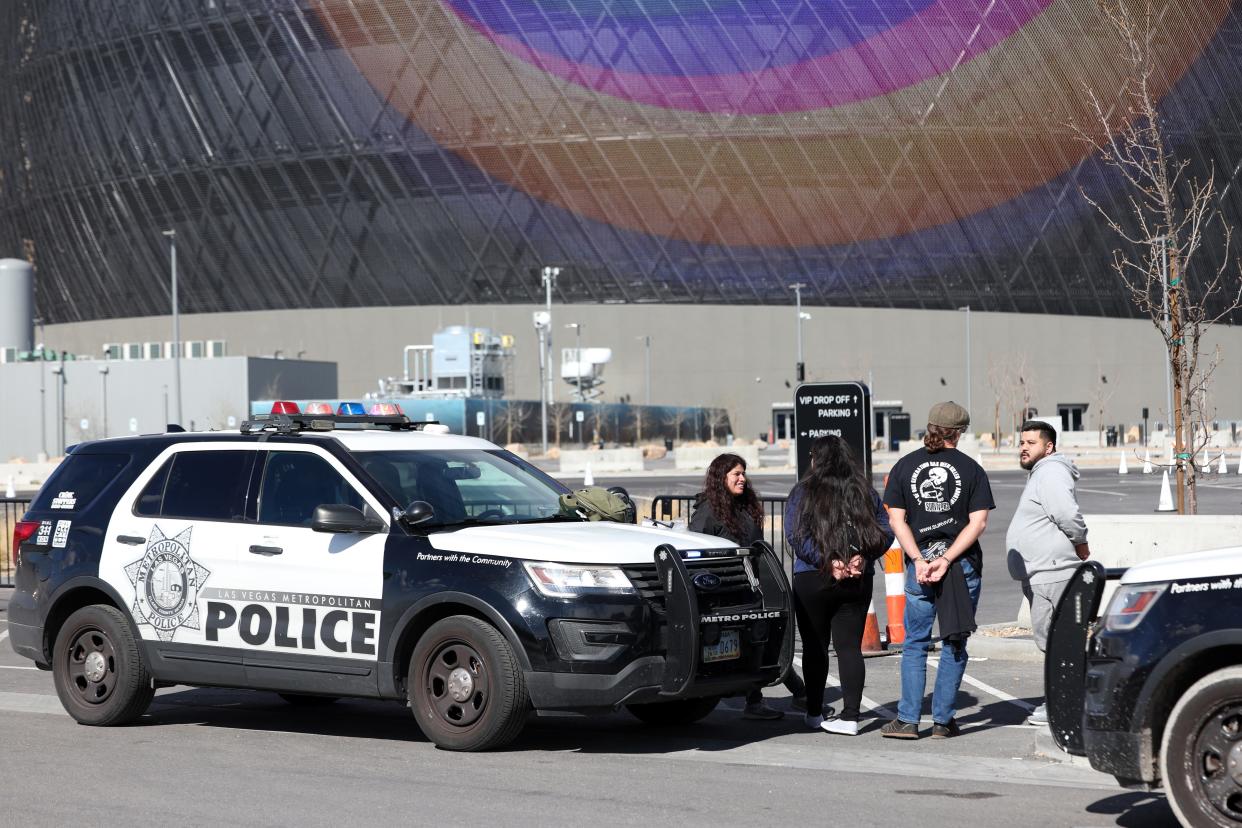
top-left (1160, 666), bottom-right (1242, 828)
top-left (52, 605), bottom-right (154, 726)
top-left (409, 616), bottom-right (529, 751)
top-left (626, 696), bottom-right (720, 726)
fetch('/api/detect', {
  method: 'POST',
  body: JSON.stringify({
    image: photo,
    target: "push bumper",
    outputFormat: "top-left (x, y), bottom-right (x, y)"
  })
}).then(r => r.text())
top-left (527, 541), bottom-right (793, 711)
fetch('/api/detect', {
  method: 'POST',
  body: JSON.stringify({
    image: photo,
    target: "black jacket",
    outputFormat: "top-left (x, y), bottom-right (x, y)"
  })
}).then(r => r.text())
top-left (688, 494), bottom-right (762, 546)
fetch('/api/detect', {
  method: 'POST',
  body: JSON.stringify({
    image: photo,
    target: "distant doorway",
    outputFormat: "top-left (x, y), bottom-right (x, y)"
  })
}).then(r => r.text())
top-left (1058, 404), bottom-right (1087, 432)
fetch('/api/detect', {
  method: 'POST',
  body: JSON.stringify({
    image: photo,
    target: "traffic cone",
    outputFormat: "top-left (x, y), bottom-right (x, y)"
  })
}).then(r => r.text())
top-left (1142, 450), bottom-right (1152, 474)
top-left (861, 598), bottom-right (883, 654)
top-left (1237, 451), bottom-right (1242, 475)
top-left (882, 545), bottom-right (906, 646)
top-left (4, 475), bottom-right (14, 498)
top-left (1156, 470), bottom-right (1175, 512)
top-left (583, 463), bottom-right (594, 487)
top-left (1201, 457), bottom-right (1212, 474)
top-left (1118, 451), bottom-right (1129, 475)
top-left (1218, 453), bottom-right (1229, 475)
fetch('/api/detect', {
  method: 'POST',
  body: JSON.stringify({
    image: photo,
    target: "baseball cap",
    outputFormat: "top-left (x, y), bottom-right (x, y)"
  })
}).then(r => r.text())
top-left (928, 401), bottom-right (970, 429)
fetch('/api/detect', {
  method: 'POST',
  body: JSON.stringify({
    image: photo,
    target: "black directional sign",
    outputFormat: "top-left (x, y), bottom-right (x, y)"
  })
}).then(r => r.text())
top-left (794, 382), bottom-right (872, 480)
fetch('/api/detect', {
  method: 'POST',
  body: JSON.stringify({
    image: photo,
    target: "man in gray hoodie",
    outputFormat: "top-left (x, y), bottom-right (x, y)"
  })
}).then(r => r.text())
top-left (1006, 420), bottom-right (1090, 724)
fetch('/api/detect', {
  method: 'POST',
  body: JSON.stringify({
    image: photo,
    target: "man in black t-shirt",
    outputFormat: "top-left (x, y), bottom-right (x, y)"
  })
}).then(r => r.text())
top-left (879, 401), bottom-right (995, 740)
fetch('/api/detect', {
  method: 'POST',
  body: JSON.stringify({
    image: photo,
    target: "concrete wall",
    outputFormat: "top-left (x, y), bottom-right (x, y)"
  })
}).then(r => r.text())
top-left (0, 357), bottom-right (335, 461)
top-left (36, 304), bottom-right (1242, 445)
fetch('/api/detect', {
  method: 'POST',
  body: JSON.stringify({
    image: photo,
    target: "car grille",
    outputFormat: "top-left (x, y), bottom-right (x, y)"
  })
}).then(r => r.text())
top-left (621, 556), bottom-right (756, 612)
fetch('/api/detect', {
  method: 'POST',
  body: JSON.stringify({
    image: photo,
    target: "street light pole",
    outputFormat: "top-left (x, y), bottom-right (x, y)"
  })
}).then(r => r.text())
top-left (163, 230), bottom-right (182, 427)
top-left (959, 306), bottom-right (972, 415)
top-left (36, 317), bottom-right (47, 459)
top-left (790, 282), bottom-right (806, 383)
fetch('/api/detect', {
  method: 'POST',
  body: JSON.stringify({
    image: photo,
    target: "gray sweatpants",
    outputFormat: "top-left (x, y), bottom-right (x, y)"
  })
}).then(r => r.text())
top-left (1023, 578), bottom-right (1072, 652)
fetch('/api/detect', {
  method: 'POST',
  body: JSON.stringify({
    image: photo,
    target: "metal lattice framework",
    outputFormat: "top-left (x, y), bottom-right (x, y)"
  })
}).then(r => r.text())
top-left (1, 0), bottom-right (1241, 323)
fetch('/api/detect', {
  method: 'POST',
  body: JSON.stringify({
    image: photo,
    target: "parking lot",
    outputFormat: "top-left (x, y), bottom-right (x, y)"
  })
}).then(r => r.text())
top-left (0, 586), bottom-right (1175, 827)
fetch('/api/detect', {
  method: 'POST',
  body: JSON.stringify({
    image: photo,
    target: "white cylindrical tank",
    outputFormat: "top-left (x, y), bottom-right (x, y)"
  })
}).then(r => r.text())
top-left (0, 258), bottom-right (34, 352)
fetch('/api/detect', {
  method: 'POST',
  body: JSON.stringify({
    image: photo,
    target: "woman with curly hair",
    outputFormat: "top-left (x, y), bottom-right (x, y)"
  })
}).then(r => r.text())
top-left (690, 453), bottom-right (807, 720)
top-left (786, 435), bottom-right (892, 735)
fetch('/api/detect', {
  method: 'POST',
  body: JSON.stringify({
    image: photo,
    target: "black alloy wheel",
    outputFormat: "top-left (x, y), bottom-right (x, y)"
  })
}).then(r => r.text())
top-left (52, 605), bottom-right (154, 726)
top-left (408, 616), bottom-right (529, 751)
top-left (1161, 667), bottom-right (1242, 828)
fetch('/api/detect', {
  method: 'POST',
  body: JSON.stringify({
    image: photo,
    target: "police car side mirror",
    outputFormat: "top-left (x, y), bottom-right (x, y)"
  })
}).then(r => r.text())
top-left (395, 500), bottom-right (435, 527)
top-left (311, 504), bottom-right (384, 534)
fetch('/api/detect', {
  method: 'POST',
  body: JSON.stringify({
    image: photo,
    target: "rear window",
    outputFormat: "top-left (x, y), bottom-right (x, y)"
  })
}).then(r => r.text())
top-left (159, 451), bottom-right (255, 522)
top-left (31, 454), bottom-right (130, 513)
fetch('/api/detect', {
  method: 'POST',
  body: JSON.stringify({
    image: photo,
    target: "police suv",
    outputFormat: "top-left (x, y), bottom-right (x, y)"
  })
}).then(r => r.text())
top-left (7, 403), bottom-right (792, 751)
top-left (1046, 550), bottom-right (1242, 827)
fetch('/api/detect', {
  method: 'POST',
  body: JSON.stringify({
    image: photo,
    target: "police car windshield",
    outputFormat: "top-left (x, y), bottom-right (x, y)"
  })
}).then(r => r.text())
top-left (355, 449), bottom-right (575, 527)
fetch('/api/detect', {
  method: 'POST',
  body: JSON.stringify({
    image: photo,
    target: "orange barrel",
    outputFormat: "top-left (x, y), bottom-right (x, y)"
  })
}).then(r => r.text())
top-left (882, 545), bottom-right (906, 646)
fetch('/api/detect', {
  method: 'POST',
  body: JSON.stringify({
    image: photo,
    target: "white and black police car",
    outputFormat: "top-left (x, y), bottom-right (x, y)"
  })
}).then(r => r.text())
top-left (1046, 549), bottom-right (1242, 827)
top-left (7, 402), bottom-right (792, 751)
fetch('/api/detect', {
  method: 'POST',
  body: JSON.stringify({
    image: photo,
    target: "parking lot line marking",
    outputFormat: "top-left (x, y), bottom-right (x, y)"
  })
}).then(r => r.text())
top-left (0, 629), bottom-right (9, 645)
top-left (792, 655), bottom-right (899, 720)
top-left (0, 665), bottom-right (39, 671)
top-left (927, 663), bottom-right (1037, 713)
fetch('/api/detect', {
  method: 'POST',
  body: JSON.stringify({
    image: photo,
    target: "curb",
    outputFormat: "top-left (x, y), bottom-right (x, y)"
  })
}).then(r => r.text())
top-left (1033, 726), bottom-right (1095, 768)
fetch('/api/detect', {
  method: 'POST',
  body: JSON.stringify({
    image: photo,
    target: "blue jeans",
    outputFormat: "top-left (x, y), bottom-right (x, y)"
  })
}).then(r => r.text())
top-left (897, 557), bottom-right (981, 725)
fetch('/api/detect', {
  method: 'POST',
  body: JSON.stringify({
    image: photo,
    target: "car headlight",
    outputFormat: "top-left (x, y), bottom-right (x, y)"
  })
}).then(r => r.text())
top-left (523, 561), bottom-right (636, 598)
top-left (1102, 583), bottom-right (1166, 631)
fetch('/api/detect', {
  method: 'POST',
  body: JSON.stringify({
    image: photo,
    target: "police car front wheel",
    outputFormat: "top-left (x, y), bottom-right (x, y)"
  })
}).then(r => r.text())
top-left (52, 605), bottom-right (155, 726)
top-left (409, 616), bottom-right (530, 751)
top-left (1160, 666), bottom-right (1242, 828)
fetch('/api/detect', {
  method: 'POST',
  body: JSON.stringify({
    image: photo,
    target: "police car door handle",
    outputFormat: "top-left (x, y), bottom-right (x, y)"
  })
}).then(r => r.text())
top-left (249, 545), bottom-right (283, 556)
top-left (116, 535), bottom-right (146, 545)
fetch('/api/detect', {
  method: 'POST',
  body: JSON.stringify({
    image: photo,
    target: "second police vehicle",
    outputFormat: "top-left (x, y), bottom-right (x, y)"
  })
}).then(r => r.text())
top-left (7, 403), bottom-right (793, 751)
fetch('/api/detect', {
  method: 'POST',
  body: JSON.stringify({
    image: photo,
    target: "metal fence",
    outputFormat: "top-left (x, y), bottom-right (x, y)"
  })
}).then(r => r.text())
top-left (650, 495), bottom-right (792, 569)
top-left (1, 498), bottom-right (31, 587)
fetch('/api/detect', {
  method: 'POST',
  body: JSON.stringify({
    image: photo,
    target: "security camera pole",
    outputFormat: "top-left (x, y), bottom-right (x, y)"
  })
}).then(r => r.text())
top-left (790, 282), bottom-right (806, 383)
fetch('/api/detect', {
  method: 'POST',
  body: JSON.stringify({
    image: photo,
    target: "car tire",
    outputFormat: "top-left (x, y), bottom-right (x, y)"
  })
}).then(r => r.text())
top-left (1160, 666), bottom-right (1242, 828)
top-left (408, 615), bottom-right (530, 751)
top-left (52, 604), bottom-right (155, 726)
top-left (278, 693), bottom-right (340, 706)
top-left (627, 696), bottom-right (720, 726)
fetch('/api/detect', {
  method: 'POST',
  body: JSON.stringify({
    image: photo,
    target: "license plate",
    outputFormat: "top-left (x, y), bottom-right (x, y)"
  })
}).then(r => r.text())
top-left (702, 629), bottom-right (740, 663)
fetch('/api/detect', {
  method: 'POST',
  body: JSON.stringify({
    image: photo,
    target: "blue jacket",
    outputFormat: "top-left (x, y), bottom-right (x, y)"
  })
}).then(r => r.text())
top-left (785, 485), bottom-right (894, 576)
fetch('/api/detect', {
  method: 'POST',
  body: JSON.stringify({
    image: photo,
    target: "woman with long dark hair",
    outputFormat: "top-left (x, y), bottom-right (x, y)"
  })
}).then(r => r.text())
top-left (786, 436), bottom-right (892, 735)
top-left (690, 453), bottom-right (806, 720)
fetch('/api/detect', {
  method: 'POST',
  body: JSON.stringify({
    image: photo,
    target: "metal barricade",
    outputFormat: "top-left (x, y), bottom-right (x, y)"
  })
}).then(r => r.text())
top-left (1, 498), bottom-right (32, 587)
top-left (650, 494), bottom-right (791, 570)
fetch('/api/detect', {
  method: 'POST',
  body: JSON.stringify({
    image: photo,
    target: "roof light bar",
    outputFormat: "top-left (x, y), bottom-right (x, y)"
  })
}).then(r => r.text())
top-left (271, 401), bottom-right (300, 414)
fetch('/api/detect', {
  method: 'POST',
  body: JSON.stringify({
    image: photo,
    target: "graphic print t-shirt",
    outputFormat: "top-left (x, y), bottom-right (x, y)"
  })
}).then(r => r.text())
top-left (882, 447), bottom-right (995, 569)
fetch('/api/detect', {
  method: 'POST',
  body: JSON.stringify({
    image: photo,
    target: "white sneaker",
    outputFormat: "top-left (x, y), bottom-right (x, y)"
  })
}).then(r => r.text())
top-left (1028, 703), bottom-right (1048, 726)
top-left (804, 714), bottom-right (824, 729)
top-left (821, 718), bottom-right (860, 736)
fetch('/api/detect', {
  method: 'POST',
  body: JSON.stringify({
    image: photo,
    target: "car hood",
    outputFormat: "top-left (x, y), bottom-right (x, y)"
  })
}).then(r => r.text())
top-left (426, 521), bottom-right (738, 564)
top-left (1119, 545), bottom-right (1242, 585)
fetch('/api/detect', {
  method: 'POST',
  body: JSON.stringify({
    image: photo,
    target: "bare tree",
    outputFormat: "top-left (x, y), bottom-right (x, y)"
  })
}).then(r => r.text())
top-left (496, 402), bottom-right (531, 445)
top-left (1072, 0), bottom-right (1242, 512)
top-left (549, 402), bottom-right (572, 448)
top-left (663, 407), bottom-right (689, 445)
top-left (706, 408), bottom-right (730, 443)
top-left (632, 405), bottom-right (645, 445)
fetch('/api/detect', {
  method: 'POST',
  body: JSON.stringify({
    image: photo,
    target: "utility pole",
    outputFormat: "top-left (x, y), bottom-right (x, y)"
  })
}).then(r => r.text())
top-left (790, 282), bottom-right (806, 383)
top-left (636, 335), bottom-right (651, 405)
top-left (566, 323), bottom-right (583, 402)
top-left (959, 306), bottom-right (972, 415)
top-left (99, 365), bottom-right (110, 438)
top-left (36, 317), bottom-right (46, 459)
top-left (163, 230), bottom-right (182, 427)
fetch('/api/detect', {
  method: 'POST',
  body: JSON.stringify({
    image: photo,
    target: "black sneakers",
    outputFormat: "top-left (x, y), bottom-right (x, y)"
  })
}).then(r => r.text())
top-left (931, 718), bottom-right (961, 739)
top-left (880, 719), bottom-right (919, 739)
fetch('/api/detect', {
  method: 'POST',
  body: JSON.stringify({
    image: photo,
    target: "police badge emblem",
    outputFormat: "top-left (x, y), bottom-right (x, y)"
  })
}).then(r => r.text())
top-left (124, 526), bottom-right (210, 642)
